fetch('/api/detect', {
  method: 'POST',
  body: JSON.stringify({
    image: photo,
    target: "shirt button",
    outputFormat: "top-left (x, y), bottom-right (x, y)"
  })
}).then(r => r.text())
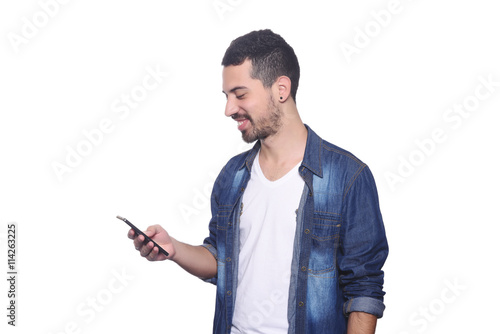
top-left (301, 266), bottom-right (307, 272)
top-left (298, 301), bottom-right (304, 307)
top-left (227, 290), bottom-right (232, 296)
top-left (304, 229), bottom-right (310, 234)
top-left (241, 187), bottom-right (245, 192)
top-left (226, 257), bottom-right (231, 262)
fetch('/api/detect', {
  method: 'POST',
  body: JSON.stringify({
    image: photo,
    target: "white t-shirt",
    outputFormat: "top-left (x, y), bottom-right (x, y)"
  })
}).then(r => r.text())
top-left (231, 151), bottom-right (304, 334)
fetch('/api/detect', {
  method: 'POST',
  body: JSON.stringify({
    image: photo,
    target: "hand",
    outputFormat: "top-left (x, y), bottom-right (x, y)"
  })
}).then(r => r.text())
top-left (128, 224), bottom-right (174, 261)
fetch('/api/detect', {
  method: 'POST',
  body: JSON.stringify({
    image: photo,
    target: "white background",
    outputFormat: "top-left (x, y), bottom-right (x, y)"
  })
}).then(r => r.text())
top-left (1, 0), bottom-right (499, 333)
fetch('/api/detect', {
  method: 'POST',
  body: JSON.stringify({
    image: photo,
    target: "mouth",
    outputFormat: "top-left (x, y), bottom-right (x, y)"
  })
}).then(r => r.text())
top-left (237, 119), bottom-right (249, 131)
top-left (232, 114), bottom-right (251, 131)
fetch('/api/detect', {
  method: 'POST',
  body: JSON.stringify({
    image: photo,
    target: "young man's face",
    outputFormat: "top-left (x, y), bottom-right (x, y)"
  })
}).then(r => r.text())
top-left (222, 59), bottom-right (283, 143)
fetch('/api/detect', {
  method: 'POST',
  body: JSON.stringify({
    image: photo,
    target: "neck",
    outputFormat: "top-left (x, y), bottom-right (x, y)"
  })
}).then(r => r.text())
top-left (259, 107), bottom-right (307, 166)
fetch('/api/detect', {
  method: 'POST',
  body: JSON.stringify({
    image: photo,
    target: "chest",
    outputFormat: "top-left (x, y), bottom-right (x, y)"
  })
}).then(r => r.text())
top-left (259, 157), bottom-right (303, 181)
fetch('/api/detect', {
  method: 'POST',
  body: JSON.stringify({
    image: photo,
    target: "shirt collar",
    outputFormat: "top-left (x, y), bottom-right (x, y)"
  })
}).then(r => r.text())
top-left (239, 124), bottom-right (323, 178)
top-left (301, 124), bottom-right (323, 177)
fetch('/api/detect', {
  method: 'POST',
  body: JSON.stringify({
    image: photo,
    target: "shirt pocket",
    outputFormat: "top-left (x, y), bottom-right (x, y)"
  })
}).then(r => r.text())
top-left (215, 205), bottom-right (232, 231)
top-left (308, 211), bottom-right (341, 276)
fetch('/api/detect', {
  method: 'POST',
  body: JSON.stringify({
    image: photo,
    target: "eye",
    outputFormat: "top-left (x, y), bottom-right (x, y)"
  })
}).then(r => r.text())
top-left (236, 94), bottom-right (246, 99)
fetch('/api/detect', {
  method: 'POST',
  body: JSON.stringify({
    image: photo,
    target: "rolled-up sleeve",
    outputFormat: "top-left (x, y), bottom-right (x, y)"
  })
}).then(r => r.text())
top-left (338, 165), bottom-right (389, 318)
top-left (200, 166), bottom-right (226, 285)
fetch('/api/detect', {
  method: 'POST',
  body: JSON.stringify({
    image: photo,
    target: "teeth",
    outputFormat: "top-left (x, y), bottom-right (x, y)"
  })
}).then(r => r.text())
top-left (238, 121), bottom-right (243, 126)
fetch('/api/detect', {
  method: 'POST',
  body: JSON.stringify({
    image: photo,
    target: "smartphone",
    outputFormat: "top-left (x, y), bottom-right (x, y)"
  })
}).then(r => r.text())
top-left (116, 215), bottom-right (169, 257)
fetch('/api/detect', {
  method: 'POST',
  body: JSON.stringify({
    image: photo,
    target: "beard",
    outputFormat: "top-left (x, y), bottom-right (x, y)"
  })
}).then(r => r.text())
top-left (240, 95), bottom-right (283, 144)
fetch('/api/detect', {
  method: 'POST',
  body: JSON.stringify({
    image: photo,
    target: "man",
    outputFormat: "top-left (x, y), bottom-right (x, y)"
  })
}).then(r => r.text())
top-left (129, 29), bottom-right (388, 334)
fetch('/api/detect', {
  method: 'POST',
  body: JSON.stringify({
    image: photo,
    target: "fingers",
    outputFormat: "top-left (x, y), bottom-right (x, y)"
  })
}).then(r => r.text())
top-left (138, 242), bottom-right (160, 261)
top-left (146, 245), bottom-right (159, 261)
top-left (135, 238), bottom-right (159, 260)
top-left (128, 225), bottom-right (166, 262)
top-left (139, 241), bottom-right (154, 257)
top-left (133, 233), bottom-right (146, 250)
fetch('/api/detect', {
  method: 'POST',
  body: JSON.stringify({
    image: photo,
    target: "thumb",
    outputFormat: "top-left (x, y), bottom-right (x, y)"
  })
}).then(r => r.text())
top-left (145, 225), bottom-right (161, 237)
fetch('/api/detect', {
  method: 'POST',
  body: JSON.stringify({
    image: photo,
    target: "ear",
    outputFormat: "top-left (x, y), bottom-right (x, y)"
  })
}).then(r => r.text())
top-left (275, 76), bottom-right (292, 102)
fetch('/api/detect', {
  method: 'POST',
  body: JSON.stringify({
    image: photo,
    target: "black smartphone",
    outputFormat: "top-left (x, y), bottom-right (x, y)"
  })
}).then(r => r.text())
top-left (116, 215), bottom-right (169, 257)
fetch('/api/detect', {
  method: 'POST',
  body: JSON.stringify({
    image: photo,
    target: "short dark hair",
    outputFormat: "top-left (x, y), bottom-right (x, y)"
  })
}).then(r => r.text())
top-left (222, 29), bottom-right (300, 102)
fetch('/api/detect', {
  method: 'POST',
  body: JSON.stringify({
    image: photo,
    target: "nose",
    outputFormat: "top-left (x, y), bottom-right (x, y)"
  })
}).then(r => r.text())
top-left (225, 96), bottom-right (239, 118)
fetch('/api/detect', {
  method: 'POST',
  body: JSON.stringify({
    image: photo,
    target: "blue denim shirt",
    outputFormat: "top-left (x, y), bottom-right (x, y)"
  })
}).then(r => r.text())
top-left (202, 125), bottom-right (388, 334)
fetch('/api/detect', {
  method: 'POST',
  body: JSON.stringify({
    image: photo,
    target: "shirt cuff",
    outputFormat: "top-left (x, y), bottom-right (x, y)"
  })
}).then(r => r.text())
top-left (344, 297), bottom-right (385, 318)
top-left (200, 244), bottom-right (218, 285)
